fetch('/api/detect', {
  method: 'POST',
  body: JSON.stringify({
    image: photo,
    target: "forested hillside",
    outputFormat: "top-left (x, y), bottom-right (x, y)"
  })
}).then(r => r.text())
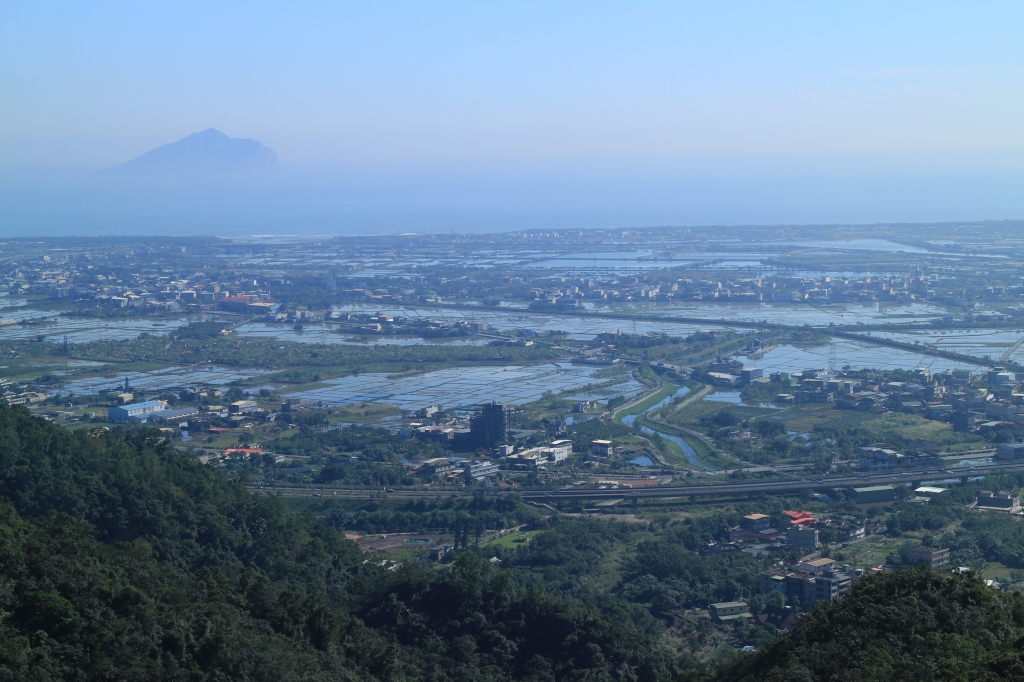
top-left (695, 566), bottom-right (1024, 682)
top-left (0, 405), bottom-right (671, 681)
top-left (4, 404), bottom-right (1024, 681)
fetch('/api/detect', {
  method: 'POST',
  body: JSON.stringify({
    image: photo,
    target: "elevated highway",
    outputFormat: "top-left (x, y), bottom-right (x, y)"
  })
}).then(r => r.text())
top-left (520, 459), bottom-right (1024, 501)
top-left (429, 302), bottom-right (1005, 368)
top-left (248, 456), bottom-right (1024, 502)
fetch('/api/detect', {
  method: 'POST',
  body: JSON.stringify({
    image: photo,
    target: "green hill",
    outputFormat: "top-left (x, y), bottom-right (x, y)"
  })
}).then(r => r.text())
top-left (0, 405), bottom-right (672, 681)
top-left (697, 566), bottom-right (1024, 682)
top-left (5, 403), bottom-right (1023, 681)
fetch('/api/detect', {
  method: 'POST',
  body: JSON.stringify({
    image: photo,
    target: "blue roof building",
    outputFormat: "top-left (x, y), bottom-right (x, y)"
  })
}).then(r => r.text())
top-left (108, 400), bottom-right (168, 422)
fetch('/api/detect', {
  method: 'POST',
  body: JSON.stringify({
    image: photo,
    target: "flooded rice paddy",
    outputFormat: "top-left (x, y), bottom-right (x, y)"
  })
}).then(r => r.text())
top-left (62, 364), bottom-right (270, 395)
top-left (749, 338), bottom-right (986, 374)
top-left (0, 315), bottom-right (187, 343)
top-left (285, 362), bottom-right (619, 411)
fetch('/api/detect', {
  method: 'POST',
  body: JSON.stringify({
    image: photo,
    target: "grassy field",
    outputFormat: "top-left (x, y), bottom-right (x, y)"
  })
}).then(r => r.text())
top-left (330, 401), bottom-right (402, 421)
top-left (832, 534), bottom-right (912, 569)
top-left (662, 395), bottom-right (731, 428)
top-left (614, 382), bottom-right (680, 422)
top-left (480, 530), bottom-right (537, 549)
top-left (660, 391), bottom-right (988, 469)
top-left (634, 414), bottom-right (735, 469)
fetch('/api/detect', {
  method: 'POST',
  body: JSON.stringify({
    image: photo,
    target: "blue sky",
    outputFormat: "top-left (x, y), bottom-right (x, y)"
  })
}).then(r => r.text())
top-left (4, 1), bottom-right (1023, 165)
top-left (2, 2), bottom-right (1024, 233)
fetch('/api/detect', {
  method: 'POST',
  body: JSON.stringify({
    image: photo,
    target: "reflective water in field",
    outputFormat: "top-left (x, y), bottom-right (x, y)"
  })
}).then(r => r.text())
top-left (285, 362), bottom-right (611, 411)
top-left (749, 338), bottom-right (986, 374)
top-left (234, 322), bottom-right (490, 346)
top-left (332, 301), bottom-right (952, 340)
top-left (866, 328), bottom-right (1024, 362)
top-left (0, 296), bottom-right (27, 309)
top-left (635, 301), bottom-right (948, 326)
top-left (564, 376), bottom-right (645, 403)
top-left (516, 240), bottom-right (936, 272)
top-left (0, 315), bottom-right (186, 343)
top-left (524, 250), bottom-right (656, 270)
top-left (62, 364), bottom-right (270, 394)
top-left (702, 390), bottom-right (780, 409)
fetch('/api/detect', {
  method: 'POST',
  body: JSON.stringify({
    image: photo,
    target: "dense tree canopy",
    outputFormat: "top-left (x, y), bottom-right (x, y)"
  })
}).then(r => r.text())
top-left (698, 566), bottom-right (1024, 682)
top-left (0, 405), bottom-right (673, 681)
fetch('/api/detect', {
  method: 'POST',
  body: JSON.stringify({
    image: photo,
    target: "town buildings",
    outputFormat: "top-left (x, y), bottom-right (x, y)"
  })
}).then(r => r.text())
top-left (759, 558), bottom-right (858, 607)
top-left (709, 601), bottom-right (752, 623)
top-left (107, 400), bottom-right (168, 422)
top-left (976, 490), bottom-right (1022, 513)
top-left (506, 440), bottom-right (574, 469)
top-left (850, 485), bottom-right (895, 504)
top-left (787, 524), bottom-right (819, 549)
top-left (229, 400), bottom-right (258, 414)
top-left (904, 545), bottom-right (950, 571)
top-left (470, 401), bottom-right (511, 447)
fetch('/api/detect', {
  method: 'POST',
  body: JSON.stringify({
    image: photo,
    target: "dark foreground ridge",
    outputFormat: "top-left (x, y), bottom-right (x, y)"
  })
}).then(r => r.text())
top-left (1, 403), bottom-right (1023, 681)
top-left (100, 128), bottom-right (279, 176)
top-left (0, 404), bottom-right (671, 681)
top-left (694, 566), bottom-right (1024, 682)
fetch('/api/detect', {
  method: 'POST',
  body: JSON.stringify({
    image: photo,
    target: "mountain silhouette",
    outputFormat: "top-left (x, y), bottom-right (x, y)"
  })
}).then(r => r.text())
top-left (101, 129), bottom-right (279, 176)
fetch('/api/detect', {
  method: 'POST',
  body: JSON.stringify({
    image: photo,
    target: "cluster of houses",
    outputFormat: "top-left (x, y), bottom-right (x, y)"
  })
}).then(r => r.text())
top-left (707, 556), bottom-right (864, 635)
top-left (693, 359), bottom-right (1024, 466)
top-left (527, 272), bottom-right (1024, 310)
top-left (332, 311), bottom-right (482, 337)
top-left (704, 511), bottom-right (874, 557)
top-left (757, 543), bottom-right (950, 610)
top-left (1, 385), bottom-right (50, 407)
top-left (855, 441), bottom-right (940, 471)
top-left (974, 489), bottom-right (1023, 513)
top-left (407, 402), bottom-right (517, 450)
top-left (826, 367), bottom-right (1024, 438)
top-left (412, 457), bottom-right (502, 483)
top-left (710, 544), bottom-right (954, 633)
top-left (709, 490), bottom-right (1023, 633)
top-left (107, 396), bottom-right (266, 425)
top-left (521, 273), bottom-right (966, 309)
top-left (98, 391), bottom-right (323, 437)
top-left (410, 439), bottom-right (574, 483)
top-left (758, 557), bottom-right (861, 610)
top-left (30, 260), bottom-right (282, 314)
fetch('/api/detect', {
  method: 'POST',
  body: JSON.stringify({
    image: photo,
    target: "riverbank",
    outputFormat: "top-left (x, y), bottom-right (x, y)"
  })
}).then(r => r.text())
top-left (614, 380), bottom-right (720, 470)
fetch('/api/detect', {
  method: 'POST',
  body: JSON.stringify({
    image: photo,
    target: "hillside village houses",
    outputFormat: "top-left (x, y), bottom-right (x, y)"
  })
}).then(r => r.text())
top-left (712, 508), bottom-right (868, 557)
top-left (759, 557), bottom-right (858, 609)
top-left (14, 245), bottom-right (1024, 311)
top-left (698, 361), bottom-right (1024, 471)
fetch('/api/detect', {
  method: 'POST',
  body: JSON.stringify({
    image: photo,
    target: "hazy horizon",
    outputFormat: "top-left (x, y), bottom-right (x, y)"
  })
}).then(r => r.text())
top-left (2, 149), bottom-right (1024, 236)
top-left (3, 3), bottom-right (1024, 235)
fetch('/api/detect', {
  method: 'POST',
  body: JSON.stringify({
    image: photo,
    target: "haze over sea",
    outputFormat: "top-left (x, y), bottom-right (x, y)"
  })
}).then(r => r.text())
top-left (5, 152), bottom-right (1024, 236)
top-left (5, 4), bottom-right (1024, 236)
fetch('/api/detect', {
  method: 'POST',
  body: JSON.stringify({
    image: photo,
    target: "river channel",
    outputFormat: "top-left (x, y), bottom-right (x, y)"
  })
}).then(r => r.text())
top-left (621, 385), bottom-right (716, 471)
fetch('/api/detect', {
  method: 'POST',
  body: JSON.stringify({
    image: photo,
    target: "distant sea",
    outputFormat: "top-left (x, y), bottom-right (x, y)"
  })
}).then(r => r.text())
top-left (2, 160), bottom-right (1024, 237)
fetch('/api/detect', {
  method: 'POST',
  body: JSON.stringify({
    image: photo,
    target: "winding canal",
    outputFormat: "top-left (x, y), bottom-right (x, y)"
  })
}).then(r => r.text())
top-left (620, 385), bottom-right (715, 470)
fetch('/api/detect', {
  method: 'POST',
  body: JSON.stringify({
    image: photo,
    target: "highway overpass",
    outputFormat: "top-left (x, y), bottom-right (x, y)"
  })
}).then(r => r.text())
top-left (519, 460), bottom-right (1024, 501)
top-left (247, 457), bottom-right (1024, 502)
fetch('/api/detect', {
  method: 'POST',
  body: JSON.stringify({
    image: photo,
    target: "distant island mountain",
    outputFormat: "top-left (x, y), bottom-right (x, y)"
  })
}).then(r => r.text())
top-left (100, 128), bottom-right (279, 176)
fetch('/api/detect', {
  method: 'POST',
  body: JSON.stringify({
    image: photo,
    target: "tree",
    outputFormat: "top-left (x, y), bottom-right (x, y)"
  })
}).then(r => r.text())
top-left (712, 410), bottom-right (740, 427)
top-left (752, 419), bottom-right (786, 439)
top-left (704, 567), bottom-right (1024, 682)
